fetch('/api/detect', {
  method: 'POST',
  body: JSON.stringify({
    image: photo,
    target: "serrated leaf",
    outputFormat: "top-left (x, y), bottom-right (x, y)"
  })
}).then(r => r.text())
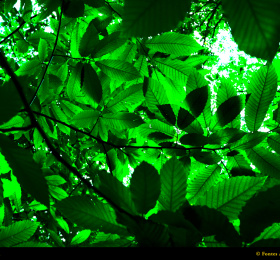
top-left (180, 133), bottom-right (209, 147)
top-left (156, 104), bottom-right (176, 126)
top-left (66, 62), bottom-right (83, 100)
top-left (145, 32), bottom-right (203, 56)
top-left (96, 172), bottom-right (137, 216)
top-left (0, 220), bottom-right (39, 247)
top-left (91, 31), bottom-right (127, 58)
top-left (210, 95), bottom-right (245, 131)
top-left (71, 110), bottom-right (100, 129)
top-left (228, 132), bottom-right (268, 150)
top-left (121, 0), bottom-right (192, 37)
top-left (154, 58), bottom-right (192, 85)
top-left (81, 63), bottom-right (103, 104)
top-left (246, 147), bottom-right (280, 179)
top-left (267, 134), bottom-right (280, 154)
top-left (79, 20), bottom-right (99, 57)
top-left (105, 83), bottom-right (144, 112)
top-left (195, 176), bottom-right (267, 220)
top-left (227, 154), bottom-right (255, 177)
top-left (15, 59), bottom-right (41, 76)
top-left (222, 0), bottom-right (280, 61)
top-left (56, 196), bottom-right (129, 235)
top-left (187, 164), bottom-right (221, 204)
top-left (0, 134), bottom-right (49, 208)
top-left (71, 230), bottom-right (91, 245)
top-left (245, 65), bottom-right (277, 131)
top-left (96, 59), bottom-right (141, 82)
top-left (185, 85), bottom-right (208, 118)
top-left (130, 162), bottom-right (161, 214)
top-left (158, 157), bottom-right (186, 212)
top-left (38, 38), bottom-right (48, 62)
top-left (102, 112), bottom-right (144, 130)
top-left (193, 151), bottom-right (222, 165)
top-left (145, 78), bottom-right (170, 113)
top-left (176, 107), bottom-right (195, 130)
top-left (49, 186), bottom-right (68, 201)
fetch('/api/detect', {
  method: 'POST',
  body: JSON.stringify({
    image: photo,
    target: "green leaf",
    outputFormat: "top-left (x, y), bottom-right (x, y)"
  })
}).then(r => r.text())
top-left (63, 0), bottom-right (84, 18)
top-left (245, 65), bottom-right (277, 131)
top-left (96, 59), bottom-right (141, 82)
top-left (185, 85), bottom-right (208, 118)
top-left (267, 134), bottom-right (280, 155)
top-left (81, 63), bottom-right (103, 104)
top-left (102, 112), bottom-right (144, 130)
top-left (239, 185), bottom-right (280, 243)
top-left (71, 110), bottom-right (100, 129)
top-left (222, 0), bottom-right (280, 61)
top-left (246, 147), bottom-right (280, 179)
top-left (70, 22), bottom-right (82, 58)
top-left (158, 157), bottom-right (186, 212)
top-left (0, 220), bottom-right (39, 247)
top-left (66, 62), bottom-right (83, 101)
top-left (185, 67), bottom-right (208, 95)
top-left (91, 32), bottom-right (127, 58)
top-left (38, 38), bottom-right (48, 62)
top-left (210, 95), bottom-right (245, 131)
top-left (176, 107), bottom-right (195, 130)
top-left (56, 217), bottom-right (70, 234)
top-left (145, 78), bottom-right (170, 113)
top-left (195, 176), bottom-right (267, 220)
top-left (216, 77), bottom-right (237, 108)
top-left (154, 58), bottom-right (191, 85)
top-left (49, 186), bottom-right (68, 200)
top-left (227, 154), bottom-right (255, 177)
top-left (156, 104), bottom-right (176, 126)
top-left (250, 239), bottom-right (280, 247)
top-left (182, 205), bottom-right (242, 247)
top-left (0, 134), bottom-right (50, 208)
top-left (130, 161), bottom-right (161, 214)
top-left (4, 0), bottom-right (17, 13)
top-left (0, 80), bottom-right (23, 125)
top-left (192, 151), bottom-right (222, 165)
top-left (145, 32), bottom-right (203, 56)
top-left (228, 132), bottom-right (268, 150)
top-left (96, 172), bottom-right (137, 216)
top-left (187, 164), bottom-right (221, 204)
top-left (208, 128), bottom-right (246, 145)
top-left (71, 230), bottom-right (91, 245)
top-left (180, 133), bottom-right (209, 147)
top-left (56, 196), bottom-right (129, 235)
top-left (15, 59), bottom-right (41, 76)
top-left (149, 210), bottom-right (202, 246)
top-left (121, 0), bottom-right (192, 37)
top-left (105, 83), bottom-right (144, 112)
top-left (79, 20), bottom-right (99, 57)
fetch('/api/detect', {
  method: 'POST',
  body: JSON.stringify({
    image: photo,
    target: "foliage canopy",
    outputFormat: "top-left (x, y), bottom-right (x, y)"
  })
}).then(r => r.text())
top-left (0, 0), bottom-right (280, 248)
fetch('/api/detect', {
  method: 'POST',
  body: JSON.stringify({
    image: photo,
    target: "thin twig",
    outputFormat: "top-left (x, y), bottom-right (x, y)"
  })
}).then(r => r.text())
top-left (29, 4), bottom-right (63, 107)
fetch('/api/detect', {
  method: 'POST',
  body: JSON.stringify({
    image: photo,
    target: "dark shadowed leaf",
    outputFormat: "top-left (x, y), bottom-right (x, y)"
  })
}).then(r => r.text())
top-left (130, 162), bottom-right (161, 214)
top-left (121, 0), bottom-right (192, 37)
top-left (0, 134), bottom-right (49, 208)
top-left (156, 104), bottom-right (176, 126)
top-left (239, 185), bottom-right (280, 243)
top-left (81, 63), bottom-right (103, 104)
